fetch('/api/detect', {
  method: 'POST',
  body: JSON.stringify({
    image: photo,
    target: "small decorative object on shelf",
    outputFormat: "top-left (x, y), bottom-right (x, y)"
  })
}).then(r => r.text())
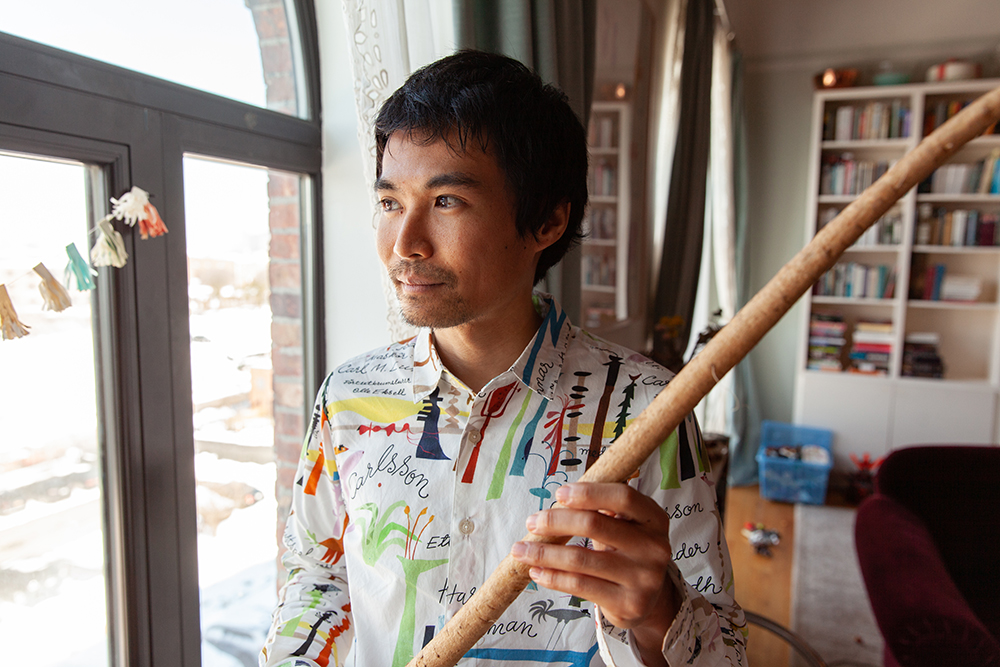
top-left (814, 67), bottom-right (857, 90)
top-left (926, 58), bottom-right (981, 82)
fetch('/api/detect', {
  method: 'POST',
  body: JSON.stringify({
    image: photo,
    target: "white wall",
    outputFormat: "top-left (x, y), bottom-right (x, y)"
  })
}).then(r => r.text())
top-left (727, 0), bottom-right (1000, 422)
top-left (314, 2), bottom-right (392, 370)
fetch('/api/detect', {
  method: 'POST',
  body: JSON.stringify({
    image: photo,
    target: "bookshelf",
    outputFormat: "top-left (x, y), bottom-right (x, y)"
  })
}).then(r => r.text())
top-left (581, 101), bottom-right (630, 329)
top-left (793, 79), bottom-right (1000, 470)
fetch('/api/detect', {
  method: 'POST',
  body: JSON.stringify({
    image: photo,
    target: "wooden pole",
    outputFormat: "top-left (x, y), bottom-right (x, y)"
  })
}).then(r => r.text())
top-left (408, 85), bottom-right (1000, 667)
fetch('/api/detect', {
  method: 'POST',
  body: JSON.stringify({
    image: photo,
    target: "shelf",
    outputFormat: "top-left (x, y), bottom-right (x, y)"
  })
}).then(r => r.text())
top-left (907, 299), bottom-right (998, 310)
top-left (589, 147), bottom-right (619, 155)
top-left (912, 245), bottom-right (1000, 254)
top-left (916, 194), bottom-right (1000, 203)
top-left (817, 195), bottom-right (859, 204)
top-left (896, 376), bottom-right (996, 389)
top-left (841, 244), bottom-right (903, 253)
top-left (590, 195), bottom-right (617, 205)
top-left (582, 284), bottom-right (616, 293)
top-left (821, 138), bottom-right (911, 150)
top-left (583, 239), bottom-right (616, 247)
top-left (811, 296), bottom-right (897, 306)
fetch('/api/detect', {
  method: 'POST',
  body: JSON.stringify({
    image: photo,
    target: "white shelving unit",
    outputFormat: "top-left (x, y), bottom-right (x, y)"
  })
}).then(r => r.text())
top-left (793, 79), bottom-right (1000, 470)
top-left (581, 101), bottom-right (630, 329)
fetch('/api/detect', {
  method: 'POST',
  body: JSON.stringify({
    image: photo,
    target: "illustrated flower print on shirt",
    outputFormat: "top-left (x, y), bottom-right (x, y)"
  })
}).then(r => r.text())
top-left (261, 294), bottom-right (747, 667)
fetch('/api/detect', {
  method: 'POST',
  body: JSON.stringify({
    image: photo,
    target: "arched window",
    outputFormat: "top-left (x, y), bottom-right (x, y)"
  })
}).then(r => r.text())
top-left (1, 0), bottom-right (312, 118)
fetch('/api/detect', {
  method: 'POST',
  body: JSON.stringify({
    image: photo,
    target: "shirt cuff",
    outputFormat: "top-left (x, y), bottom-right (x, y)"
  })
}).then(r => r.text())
top-left (594, 563), bottom-right (722, 667)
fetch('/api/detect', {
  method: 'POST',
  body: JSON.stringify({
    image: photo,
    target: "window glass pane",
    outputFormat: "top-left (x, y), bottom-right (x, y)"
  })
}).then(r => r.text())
top-left (0, 0), bottom-right (306, 118)
top-left (0, 153), bottom-right (109, 667)
top-left (184, 155), bottom-right (307, 667)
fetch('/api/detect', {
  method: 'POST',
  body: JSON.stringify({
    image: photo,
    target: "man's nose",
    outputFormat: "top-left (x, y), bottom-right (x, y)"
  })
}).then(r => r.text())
top-left (393, 207), bottom-right (433, 259)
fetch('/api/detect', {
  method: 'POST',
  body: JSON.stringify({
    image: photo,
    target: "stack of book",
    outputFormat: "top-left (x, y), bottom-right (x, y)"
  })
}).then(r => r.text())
top-left (901, 332), bottom-right (945, 378)
top-left (820, 153), bottom-right (896, 196)
top-left (813, 261), bottom-right (896, 299)
top-left (824, 100), bottom-right (912, 141)
top-left (914, 205), bottom-right (1000, 247)
top-left (920, 148), bottom-right (1000, 195)
top-left (849, 321), bottom-right (894, 375)
top-left (807, 314), bottom-right (847, 371)
top-left (924, 99), bottom-right (1000, 135)
top-left (818, 206), bottom-right (903, 246)
top-left (910, 261), bottom-right (983, 302)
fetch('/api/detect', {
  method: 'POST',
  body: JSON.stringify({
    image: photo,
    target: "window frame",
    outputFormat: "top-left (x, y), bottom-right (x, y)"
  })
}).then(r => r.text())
top-left (0, 2), bottom-right (323, 663)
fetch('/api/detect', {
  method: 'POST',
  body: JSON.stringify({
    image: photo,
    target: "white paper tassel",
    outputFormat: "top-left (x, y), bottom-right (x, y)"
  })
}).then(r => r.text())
top-left (91, 216), bottom-right (129, 268)
top-left (33, 263), bottom-right (72, 312)
top-left (0, 284), bottom-right (30, 340)
top-left (110, 186), bottom-right (151, 227)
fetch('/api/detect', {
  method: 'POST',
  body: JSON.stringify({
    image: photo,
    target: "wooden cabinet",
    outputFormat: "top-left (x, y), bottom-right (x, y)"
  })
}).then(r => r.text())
top-left (794, 79), bottom-right (1000, 469)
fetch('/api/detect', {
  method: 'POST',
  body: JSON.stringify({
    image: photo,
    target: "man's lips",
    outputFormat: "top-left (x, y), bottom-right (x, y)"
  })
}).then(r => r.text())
top-left (389, 263), bottom-right (455, 292)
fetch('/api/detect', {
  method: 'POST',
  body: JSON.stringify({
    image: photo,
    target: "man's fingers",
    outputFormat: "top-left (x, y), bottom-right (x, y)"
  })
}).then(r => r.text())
top-left (556, 482), bottom-right (668, 529)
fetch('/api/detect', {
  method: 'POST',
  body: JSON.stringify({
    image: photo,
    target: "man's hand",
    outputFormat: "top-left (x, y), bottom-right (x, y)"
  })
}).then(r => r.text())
top-left (510, 482), bottom-right (681, 667)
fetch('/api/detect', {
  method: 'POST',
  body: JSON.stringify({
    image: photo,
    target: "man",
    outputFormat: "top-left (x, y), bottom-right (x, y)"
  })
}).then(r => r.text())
top-left (261, 50), bottom-right (745, 667)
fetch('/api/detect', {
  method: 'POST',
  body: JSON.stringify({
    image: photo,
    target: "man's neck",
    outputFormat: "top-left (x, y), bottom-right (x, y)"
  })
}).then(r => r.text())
top-left (432, 296), bottom-right (542, 394)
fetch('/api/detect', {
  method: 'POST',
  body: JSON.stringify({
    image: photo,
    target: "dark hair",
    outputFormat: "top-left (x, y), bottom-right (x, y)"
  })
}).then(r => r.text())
top-left (374, 50), bottom-right (588, 285)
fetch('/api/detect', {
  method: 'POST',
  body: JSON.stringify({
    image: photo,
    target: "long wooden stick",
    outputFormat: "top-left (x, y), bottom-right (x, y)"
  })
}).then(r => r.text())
top-left (408, 85), bottom-right (1000, 667)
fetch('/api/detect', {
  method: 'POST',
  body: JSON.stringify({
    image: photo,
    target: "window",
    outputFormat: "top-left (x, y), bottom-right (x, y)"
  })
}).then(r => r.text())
top-left (0, 2), bottom-right (321, 664)
top-left (0, 0), bottom-right (311, 118)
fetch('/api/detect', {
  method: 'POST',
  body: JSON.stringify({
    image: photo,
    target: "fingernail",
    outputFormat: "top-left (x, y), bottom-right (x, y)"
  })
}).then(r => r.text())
top-left (525, 513), bottom-right (538, 531)
top-left (529, 567), bottom-right (544, 581)
top-left (511, 541), bottom-right (527, 558)
top-left (555, 484), bottom-right (573, 503)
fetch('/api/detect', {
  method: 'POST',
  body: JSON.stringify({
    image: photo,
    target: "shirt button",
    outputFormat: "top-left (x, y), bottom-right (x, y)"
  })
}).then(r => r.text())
top-left (469, 431), bottom-right (481, 444)
top-left (459, 518), bottom-right (475, 535)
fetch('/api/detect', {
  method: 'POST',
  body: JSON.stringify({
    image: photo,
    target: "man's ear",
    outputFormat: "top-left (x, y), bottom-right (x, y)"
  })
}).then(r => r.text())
top-left (535, 201), bottom-right (571, 250)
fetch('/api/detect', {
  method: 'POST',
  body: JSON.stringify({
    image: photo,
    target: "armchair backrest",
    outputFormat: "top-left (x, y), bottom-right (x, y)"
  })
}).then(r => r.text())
top-left (874, 445), bottom-right (1000, 640)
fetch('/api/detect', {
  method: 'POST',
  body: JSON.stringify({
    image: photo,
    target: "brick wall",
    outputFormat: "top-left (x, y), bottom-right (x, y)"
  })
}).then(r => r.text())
top-left (245, 0), bottom-right (305, 572)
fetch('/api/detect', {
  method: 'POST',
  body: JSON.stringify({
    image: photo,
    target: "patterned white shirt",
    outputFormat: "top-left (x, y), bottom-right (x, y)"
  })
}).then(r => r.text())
top-left (261, 294), bottom-right (746, 667)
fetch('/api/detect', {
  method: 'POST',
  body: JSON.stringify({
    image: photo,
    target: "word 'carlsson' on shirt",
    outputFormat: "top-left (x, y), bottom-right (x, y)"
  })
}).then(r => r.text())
top-left (261, 294), bottom-right (747, 667)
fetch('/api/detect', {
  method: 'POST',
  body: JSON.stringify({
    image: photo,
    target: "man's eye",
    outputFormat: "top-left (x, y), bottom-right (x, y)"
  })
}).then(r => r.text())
top-left (435, 195), bottom-right (460, 208)
top-left (380, 198), bottom-right (401, 212)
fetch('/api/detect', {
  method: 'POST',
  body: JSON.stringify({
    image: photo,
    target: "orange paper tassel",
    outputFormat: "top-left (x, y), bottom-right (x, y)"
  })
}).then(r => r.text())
top-left (0, 285), bottom-right (30, 340)
top-left (139, 202), bottom-right (168, 239)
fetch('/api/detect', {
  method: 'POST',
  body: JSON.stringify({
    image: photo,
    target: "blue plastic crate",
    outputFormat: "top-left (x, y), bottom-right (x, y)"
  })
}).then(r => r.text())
top-left (755, 420), bottom-right (833, 504)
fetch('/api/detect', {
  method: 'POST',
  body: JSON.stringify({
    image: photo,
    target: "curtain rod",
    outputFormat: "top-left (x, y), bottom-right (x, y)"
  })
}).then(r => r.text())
top-left (714, 0), bottom-right (735, 41)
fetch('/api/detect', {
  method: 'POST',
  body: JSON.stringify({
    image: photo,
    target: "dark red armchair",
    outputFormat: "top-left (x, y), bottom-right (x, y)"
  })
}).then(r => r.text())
top-left (855, 445), bottom-right (1000, 667)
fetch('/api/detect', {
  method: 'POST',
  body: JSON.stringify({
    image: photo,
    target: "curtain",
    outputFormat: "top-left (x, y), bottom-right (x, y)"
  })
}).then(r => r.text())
top-left (453, 0), bottom-right (597, 322)
top-left (341, 0), bottom-right (456, 342)
top-left (727, 49), bottom-right (762, 486)
top-left (650, 0), bottom-right (714, 371)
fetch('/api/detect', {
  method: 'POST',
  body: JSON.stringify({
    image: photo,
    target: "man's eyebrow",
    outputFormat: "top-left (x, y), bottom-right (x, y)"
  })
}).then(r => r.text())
top-left (374, 171), bottom-right (482, 193)
top-left (425, 172), bottom-right (481, 189)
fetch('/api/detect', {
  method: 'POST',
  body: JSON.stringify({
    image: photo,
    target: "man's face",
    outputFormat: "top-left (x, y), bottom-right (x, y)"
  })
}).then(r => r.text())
top-left (375, 132), bottom-right (546, 330)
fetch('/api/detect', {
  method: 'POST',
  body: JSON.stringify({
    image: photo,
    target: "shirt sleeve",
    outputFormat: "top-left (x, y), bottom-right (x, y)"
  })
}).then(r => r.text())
top-left (260, 379), bottom-right (355, 667)
top-left (596, 412), bottom-right (748, 666)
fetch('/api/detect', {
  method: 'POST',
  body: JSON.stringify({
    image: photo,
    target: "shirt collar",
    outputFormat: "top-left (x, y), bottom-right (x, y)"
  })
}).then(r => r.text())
top-left (509, 292), bottom-right (572, 400)
top-left (407, 292), bottom-right (573, 403)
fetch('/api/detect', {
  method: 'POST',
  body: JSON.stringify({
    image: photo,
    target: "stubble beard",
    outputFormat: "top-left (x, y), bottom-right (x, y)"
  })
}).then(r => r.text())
top-left (389, 262), bottom-right (474, 329)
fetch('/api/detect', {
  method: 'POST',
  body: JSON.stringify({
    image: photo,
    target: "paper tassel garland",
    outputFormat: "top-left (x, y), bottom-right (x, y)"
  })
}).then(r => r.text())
top-left (0, 285), bottom-right (30, 340)
top-left (33, 263), bottom-right (72, 312)
top-left (91, 216), bottom-right (129, 268)
top-left (65, 243), bottom-right (97, 291)
top-left (111, 186), bottom-right (168, 239)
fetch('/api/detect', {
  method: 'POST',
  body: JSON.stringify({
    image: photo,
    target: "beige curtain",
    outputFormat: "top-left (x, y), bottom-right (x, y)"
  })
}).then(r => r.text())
top-left (340, 0), bottom-right (456, 341)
